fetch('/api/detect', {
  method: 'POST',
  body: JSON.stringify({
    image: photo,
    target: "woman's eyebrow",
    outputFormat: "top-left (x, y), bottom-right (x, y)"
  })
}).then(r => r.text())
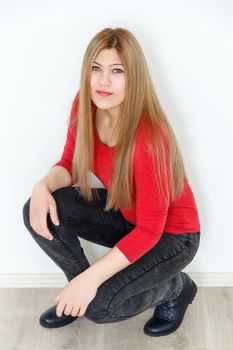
top-left (93, 61), bottom-right (124, 67)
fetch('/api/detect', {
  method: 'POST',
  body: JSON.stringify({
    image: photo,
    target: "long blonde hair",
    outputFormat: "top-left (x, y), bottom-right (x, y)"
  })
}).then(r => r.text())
top-left (70, 27), bottom-right (188, 212)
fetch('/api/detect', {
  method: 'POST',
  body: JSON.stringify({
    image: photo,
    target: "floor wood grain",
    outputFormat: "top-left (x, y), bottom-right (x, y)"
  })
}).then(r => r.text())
top-left (0, 287), bottom-right (232, 350)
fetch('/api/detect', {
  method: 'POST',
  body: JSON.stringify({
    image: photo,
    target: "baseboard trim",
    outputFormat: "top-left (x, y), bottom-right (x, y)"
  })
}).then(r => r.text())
top-left (0, 272), bottom-right (232, 288)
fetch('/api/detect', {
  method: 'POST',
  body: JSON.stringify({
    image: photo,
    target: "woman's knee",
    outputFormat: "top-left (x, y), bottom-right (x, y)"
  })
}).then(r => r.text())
top-left (22, 188), bottom-right (67, 232)
top-left (22, 197), bottom-right (46, 238)
top-left (22, 197), bottom-right (31, 229)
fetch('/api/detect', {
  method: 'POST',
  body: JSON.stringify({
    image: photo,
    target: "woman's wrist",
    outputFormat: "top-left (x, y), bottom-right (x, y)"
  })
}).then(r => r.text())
top-left (33, 180), bottom-right (51, 193)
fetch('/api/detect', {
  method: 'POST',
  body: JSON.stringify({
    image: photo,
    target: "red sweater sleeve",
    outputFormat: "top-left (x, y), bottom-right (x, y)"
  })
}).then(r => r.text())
top-left (115, 128), bottom-right (170, 264)
top-left (51, 93), bottom-right (79, 180)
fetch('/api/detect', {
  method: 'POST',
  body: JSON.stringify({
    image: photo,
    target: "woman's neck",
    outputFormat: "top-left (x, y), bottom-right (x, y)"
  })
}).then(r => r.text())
top-left (95, 108), bottom-right (119, 147)
top-left (96, 108), bottom-right (119, 129)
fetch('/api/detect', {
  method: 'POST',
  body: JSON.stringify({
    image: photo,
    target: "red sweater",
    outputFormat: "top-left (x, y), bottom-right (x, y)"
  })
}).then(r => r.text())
top-left (52, 93), bottom-right (201, 263)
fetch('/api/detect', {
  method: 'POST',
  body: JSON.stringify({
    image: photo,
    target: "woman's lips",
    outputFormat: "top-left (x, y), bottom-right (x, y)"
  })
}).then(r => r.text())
top-left (96, 90), bottom-right (113, 97)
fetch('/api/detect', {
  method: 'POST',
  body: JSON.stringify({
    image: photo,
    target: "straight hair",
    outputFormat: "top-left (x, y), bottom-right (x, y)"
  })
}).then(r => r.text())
top-left (69, 27), bottom-right (188, 212)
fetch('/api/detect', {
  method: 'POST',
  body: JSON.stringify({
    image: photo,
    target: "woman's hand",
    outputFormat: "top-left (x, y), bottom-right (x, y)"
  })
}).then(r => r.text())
top-left (29, 182), bottom-right (60, 240)
top-left (54, 273), bottom-right (98, 317)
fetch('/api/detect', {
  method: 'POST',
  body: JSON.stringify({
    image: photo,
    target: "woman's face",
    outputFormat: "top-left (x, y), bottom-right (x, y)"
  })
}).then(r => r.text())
top-left (90, 48), bottom-right (125, 114)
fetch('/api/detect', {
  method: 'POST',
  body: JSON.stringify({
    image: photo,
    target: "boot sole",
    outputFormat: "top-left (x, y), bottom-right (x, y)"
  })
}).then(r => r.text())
top-left (143, 281), bottom-right (197, 337)
top-left (39, 316), bottom-right (78, 329)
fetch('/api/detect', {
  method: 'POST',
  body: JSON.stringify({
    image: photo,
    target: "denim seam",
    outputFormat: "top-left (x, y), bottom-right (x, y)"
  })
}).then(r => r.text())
top-left (28, 220), bottom-right (83, 269)
top-left (105, 244), bottom-right (189, 319)
top-left (50, 229), bottom-right (85, 272)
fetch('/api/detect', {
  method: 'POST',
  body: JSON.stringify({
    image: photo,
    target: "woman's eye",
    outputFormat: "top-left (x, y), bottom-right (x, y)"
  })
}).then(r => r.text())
top-left (92, 66), bottom-right (99, 71)
top-left (113, 68), bottom-right (123, 73)
top-left (91, 66), bottom-right (123, 73)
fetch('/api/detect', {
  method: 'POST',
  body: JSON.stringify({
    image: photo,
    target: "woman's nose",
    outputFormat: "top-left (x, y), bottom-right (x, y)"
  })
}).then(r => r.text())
top-left (98, 70), bottom-right (111, 85)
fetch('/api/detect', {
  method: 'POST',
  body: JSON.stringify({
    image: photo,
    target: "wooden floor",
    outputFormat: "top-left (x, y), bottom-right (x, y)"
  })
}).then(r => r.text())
top-left (0, 287), bottom-right (232, 350)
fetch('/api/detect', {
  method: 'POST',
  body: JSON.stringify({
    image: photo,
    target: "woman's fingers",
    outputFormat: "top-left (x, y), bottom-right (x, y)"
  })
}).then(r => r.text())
top-left (56, 302), bottom-right (66, 317)
top-left (30, 220), bottom-right (54, 240)
top-left (71, 307), bottom-right (81, 317)
top-left (29, 186), bottom-right (58, 240)
top-left (49, 200), bottom-right (60, 226)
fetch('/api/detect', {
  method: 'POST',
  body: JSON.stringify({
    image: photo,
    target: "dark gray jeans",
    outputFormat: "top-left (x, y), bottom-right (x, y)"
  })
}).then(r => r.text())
top-left (22, 186), bottom-right (200, 324)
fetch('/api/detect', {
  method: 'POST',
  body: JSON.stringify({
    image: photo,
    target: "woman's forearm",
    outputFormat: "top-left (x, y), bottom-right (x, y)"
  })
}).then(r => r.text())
top-left (80, 246), bottom-right (131, 287)
top-left (34, 166), bottom-right (72, 193)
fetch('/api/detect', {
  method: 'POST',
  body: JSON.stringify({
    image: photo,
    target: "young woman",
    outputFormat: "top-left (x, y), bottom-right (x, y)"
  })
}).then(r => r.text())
top-left (22, 27), bottom-right (201, 337)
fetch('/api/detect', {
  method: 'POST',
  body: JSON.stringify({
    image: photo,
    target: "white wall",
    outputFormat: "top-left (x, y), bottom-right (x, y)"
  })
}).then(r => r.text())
top-left (0, 0), bottom-right (232, 275)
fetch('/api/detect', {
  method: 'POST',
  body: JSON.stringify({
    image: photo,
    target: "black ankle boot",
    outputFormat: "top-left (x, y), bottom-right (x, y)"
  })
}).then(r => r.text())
top-left (143, 272), bottom-right (197, 337)
top-left (39, 305), bottom-right (79, 328)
